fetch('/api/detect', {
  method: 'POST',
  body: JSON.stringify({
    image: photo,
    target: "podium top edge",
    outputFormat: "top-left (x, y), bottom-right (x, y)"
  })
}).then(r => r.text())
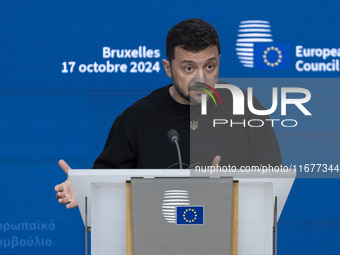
top-left (68, 169), bottom-right (191, 176)
top-left (68, 169), bottom-right (296, 179)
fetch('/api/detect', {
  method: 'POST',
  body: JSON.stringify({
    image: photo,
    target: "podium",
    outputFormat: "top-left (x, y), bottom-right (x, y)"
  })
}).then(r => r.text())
top-left (69, 169), bottom-right (295, 255)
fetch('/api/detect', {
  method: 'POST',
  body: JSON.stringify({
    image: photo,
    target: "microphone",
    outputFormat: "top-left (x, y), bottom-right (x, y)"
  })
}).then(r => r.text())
top-left (167, 129), bottom-right (179, 143)
top-left (167, 129), bottom-right (183, 169)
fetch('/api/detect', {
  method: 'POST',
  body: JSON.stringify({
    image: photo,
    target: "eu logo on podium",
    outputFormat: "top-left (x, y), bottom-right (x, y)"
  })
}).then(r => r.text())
top-left (176, 206), bottom-right (204, 225)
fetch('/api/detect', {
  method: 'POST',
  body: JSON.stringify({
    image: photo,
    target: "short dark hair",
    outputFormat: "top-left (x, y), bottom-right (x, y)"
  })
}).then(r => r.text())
top-left (166, 18), bottom-right (221, 62)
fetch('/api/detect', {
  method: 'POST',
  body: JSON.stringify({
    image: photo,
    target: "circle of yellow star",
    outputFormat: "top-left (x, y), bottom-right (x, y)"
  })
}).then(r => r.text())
top-left (262, 46), bottom-right (283, 67)
top-left (183, 208), bottom-right (198, 223)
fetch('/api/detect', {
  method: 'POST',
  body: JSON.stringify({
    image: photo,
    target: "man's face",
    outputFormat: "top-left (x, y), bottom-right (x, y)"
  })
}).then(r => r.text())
top-left (163, 45), bottom-right (220, 105)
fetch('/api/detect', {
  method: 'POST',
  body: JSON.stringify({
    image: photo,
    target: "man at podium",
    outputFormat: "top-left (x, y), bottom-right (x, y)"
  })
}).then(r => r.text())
top-left (55, 18), bottom-right (282, 209)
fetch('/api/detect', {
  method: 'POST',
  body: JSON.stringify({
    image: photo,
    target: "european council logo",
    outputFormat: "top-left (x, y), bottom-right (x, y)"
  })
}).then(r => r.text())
top-left (162, 190), bottom-right (190, 224)
top-left (254, 43), bottom-right (290, 69)
top-left (176, 206), bottom-right (204, 225)
top-left (236, 20), bottom-right (290, 69)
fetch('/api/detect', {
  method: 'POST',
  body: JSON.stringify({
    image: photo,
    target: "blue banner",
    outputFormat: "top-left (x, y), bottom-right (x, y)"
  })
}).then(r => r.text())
top-left (1, 0), bottom-right (340, 254)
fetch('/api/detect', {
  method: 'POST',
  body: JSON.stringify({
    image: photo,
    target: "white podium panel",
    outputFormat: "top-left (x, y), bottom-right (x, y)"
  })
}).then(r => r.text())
top-left (92, 183), bottom-right (126, 255)
top-left (239, 182), bottom-right (273, 255)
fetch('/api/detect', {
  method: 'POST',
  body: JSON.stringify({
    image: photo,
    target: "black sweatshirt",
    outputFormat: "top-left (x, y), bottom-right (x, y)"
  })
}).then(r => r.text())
top-left (93, 85), bottom-right (282, 169)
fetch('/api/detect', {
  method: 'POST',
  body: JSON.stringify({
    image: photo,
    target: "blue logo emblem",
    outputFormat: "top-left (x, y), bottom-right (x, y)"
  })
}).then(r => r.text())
top-left (176, 206), bottom-right (204, 225)
top-left (254, 43), bottom-right (290, 69)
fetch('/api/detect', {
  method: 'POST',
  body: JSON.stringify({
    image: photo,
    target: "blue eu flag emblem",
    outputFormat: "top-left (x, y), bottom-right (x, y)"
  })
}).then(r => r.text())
top-left (176, 206), bottom-right (204, 225)
top-left (254, 43), bottom-right (290, 69)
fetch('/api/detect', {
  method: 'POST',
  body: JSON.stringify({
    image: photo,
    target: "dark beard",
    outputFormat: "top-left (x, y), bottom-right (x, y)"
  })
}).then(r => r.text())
top-left (173, 82), bottom-right (190, 102)
top-left (173, 82), bottom-right (202, 105)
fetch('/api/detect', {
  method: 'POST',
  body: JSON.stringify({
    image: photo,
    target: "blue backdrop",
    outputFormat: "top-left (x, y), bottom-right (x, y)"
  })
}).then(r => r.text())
top-left (1, 0), bottom-right (340, 254)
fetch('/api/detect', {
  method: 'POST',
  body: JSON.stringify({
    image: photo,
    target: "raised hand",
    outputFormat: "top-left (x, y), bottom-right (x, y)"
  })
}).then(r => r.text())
top-left (54, 160), bottom-right (78, 209)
